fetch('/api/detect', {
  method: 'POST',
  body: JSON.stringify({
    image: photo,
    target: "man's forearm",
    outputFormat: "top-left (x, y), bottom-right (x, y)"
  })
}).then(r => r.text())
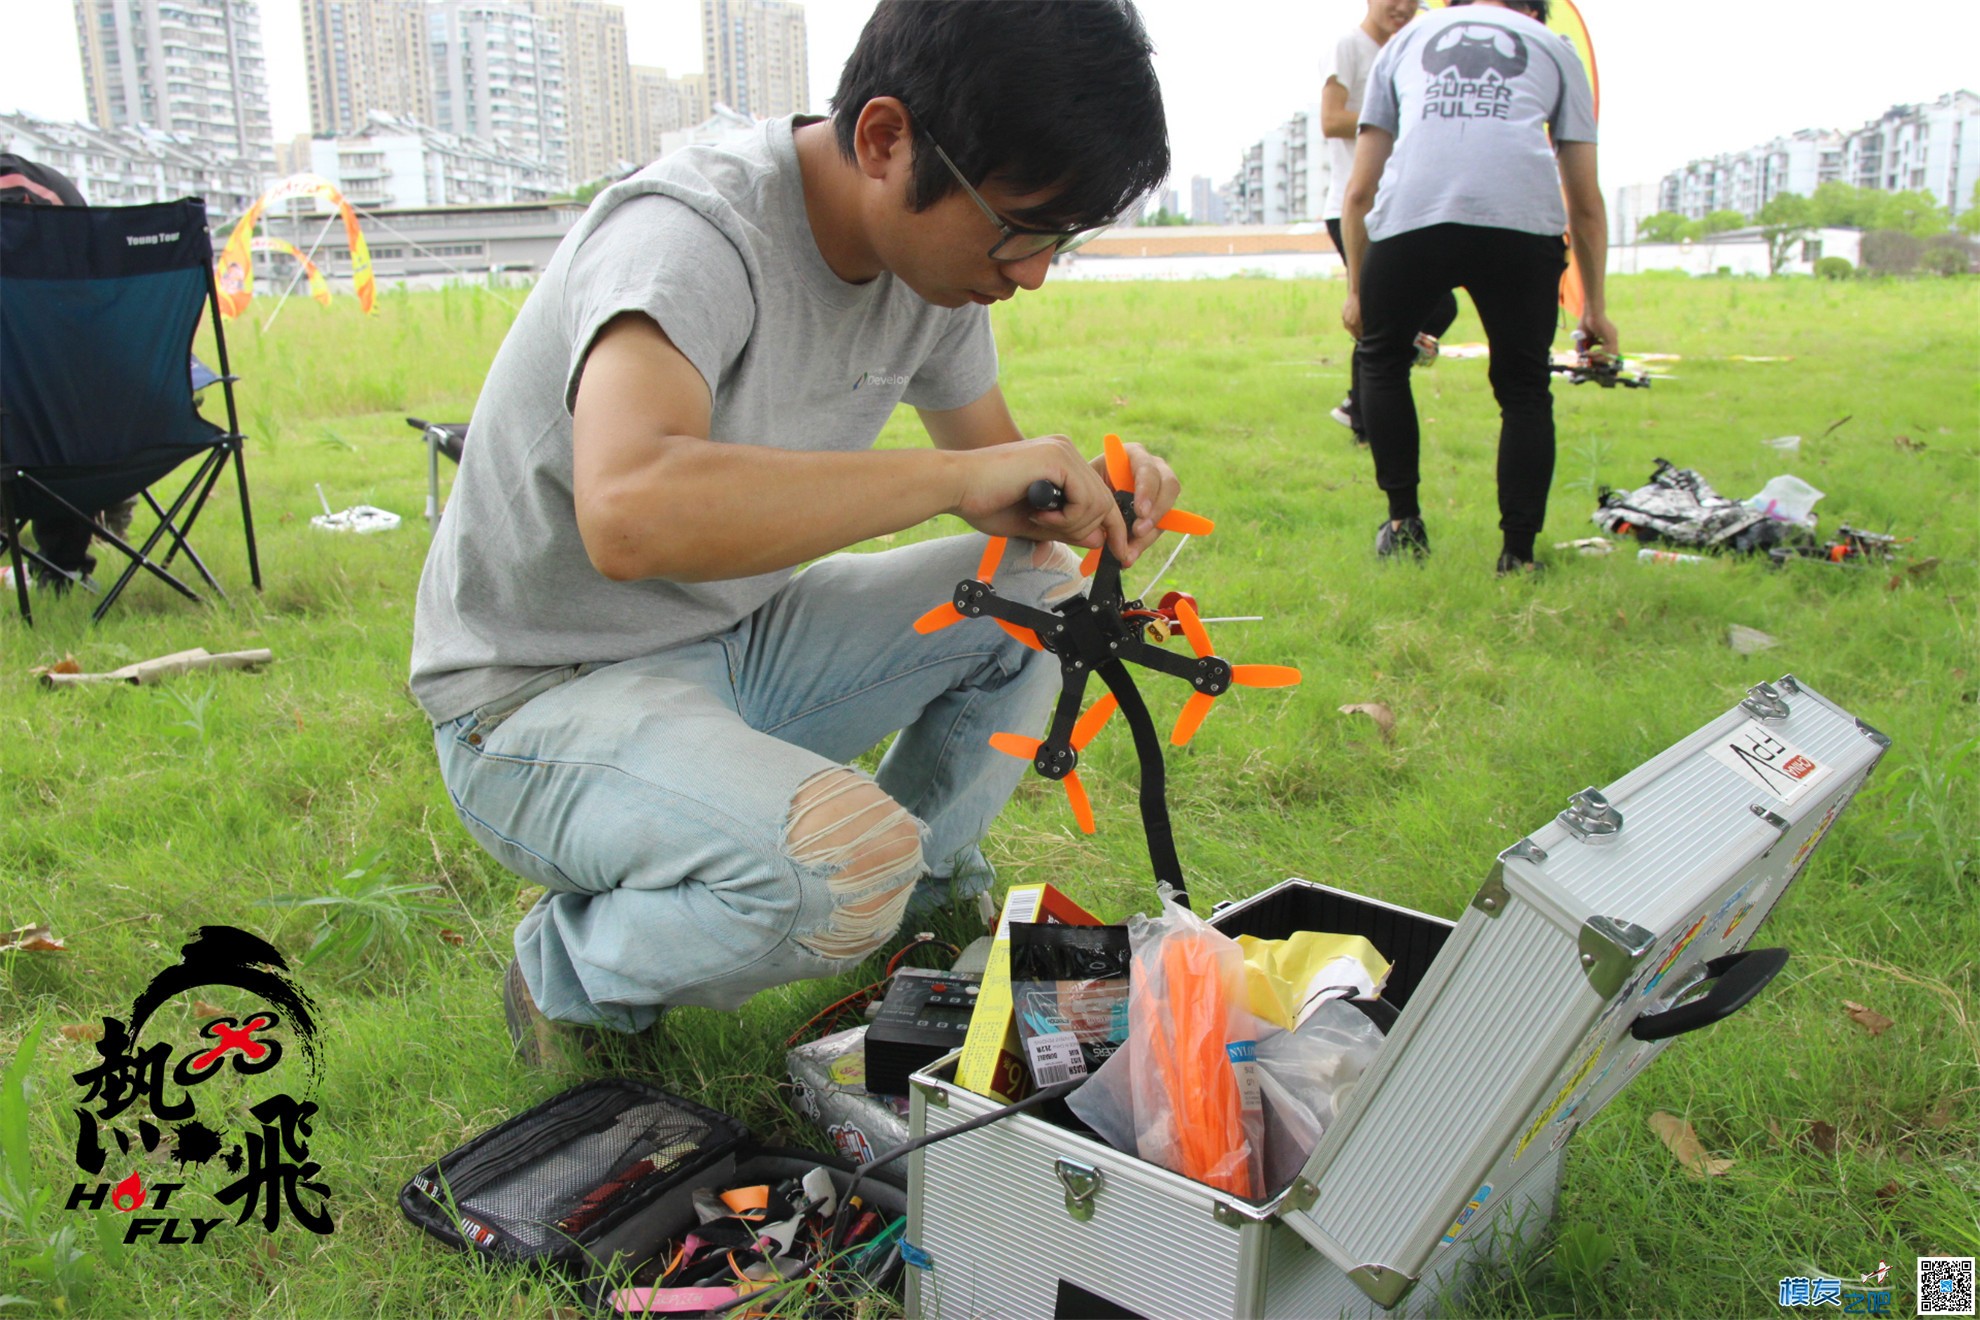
top-left (1342, 201), bottom-right (1371, 292)
top-left (579, 438), bottom-right (962, 583)
top-left (1567, 198), bottom-right (1608, 316)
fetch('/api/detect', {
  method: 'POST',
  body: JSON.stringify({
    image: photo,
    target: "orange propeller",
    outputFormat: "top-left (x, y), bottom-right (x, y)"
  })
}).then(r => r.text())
top-left (1169, 598), bottom-right (1301, 747)
top-left (1081, 434), bottom-right (1215, 575)
top-left (913, 536), bottom-right (1008, 634)
top-left (988, 693), bottom-right (1119, 833)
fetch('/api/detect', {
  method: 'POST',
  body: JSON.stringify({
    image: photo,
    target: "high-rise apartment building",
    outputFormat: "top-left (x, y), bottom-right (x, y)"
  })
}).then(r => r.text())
top-left (1657, 91), bottom-right (1980, 222)
top-left (1231, 106), bottom-right (1324, 225)
top-left (630, 66), bottom-right (710, 164)
top-left (428, 0), bottom-right (568, 184)
top-left (700, 0), bottom-right (808, 120)
top-left (531, 0), bottom-right (631, 185)
top-left (300, 0), bottom-right (433, 138)
top-left (73, 0), bottom-right (277, 177)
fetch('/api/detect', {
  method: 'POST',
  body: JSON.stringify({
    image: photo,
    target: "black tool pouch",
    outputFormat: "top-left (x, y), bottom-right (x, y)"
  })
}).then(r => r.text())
top-left (398, 1079), bottom-right (748, 1274)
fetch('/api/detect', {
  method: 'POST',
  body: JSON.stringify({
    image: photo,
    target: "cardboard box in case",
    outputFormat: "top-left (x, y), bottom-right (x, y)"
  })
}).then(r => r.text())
top-left (902, 676), bottom-right (1888, 1318)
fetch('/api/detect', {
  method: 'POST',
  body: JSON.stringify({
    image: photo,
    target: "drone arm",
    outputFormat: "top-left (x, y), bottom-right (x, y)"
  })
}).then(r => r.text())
top-left (1097, 660), bottom-right (1189, 909)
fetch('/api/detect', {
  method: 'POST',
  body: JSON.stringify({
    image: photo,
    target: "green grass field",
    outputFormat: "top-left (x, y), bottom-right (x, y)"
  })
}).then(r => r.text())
top-left (2, 272), bottom-right (1975, 1317)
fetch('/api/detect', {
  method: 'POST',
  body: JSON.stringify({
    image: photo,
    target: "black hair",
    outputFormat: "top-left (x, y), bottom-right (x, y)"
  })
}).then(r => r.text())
top-left (1450, 0), bottom-right (1553, 23)
top-left (830, 0), bottom-right (1170, 229)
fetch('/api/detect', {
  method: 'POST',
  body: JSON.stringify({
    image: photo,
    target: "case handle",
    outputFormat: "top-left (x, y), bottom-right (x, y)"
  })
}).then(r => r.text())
top-left (1629, 948), bottom-right (1789, 1042)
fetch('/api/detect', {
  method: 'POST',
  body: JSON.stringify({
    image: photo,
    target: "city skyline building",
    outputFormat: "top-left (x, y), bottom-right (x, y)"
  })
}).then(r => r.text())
top-left (427, 0), bottom-right (568, 184)
top-left (309, 108), bottom-right (557, 208)
top-left (631, 65), bottom-right (710, 165)
top-left (1231, 104), bottom-right (1324, 226)
top-left (300, 0), bottom-right (432, 139)
top-left (700, 0), bottom-right (808, 121)
top-left (72, 0), bottom-right (277, 178)
top-left (1658, 90), bottom-right (1979, 222)
top-left (0, 108), bottom-right (263, 215)
top-left (531, 0), bottom-right (631, 186)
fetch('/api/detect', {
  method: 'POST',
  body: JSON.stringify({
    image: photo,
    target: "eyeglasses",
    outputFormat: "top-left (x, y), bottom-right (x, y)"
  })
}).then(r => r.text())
top-left (924, 135), bottom-right (1109, 262)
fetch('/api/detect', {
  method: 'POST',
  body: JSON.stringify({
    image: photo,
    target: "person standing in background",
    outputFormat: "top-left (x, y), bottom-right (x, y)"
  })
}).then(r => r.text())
top-left (1320, 0), bottom-right (1455, 443)
top-left (1339, 0), bottom-right (1617, 575)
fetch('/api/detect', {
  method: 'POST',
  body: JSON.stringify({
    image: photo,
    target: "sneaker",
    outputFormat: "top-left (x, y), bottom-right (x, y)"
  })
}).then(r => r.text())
top-left (1494, 552), bottom-right (1548, 578)
top-left (1375, 516), bottom-right (1430, 560)
top-left (1329, 395), bottom-right (1358, 431)
top-left (503, 956), bottom-right (583, 1069)
top-left (1413, 333), bottom-right (1440, 367)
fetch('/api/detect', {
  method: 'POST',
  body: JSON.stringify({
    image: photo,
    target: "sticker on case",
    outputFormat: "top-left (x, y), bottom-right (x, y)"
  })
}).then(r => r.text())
top-left (1707, 720), bottom-right (1834, 805)
top-left (1441, 1184), bottom-right (1494, 1244)
top-left (1641, 914), bottom-right (1709, 997)
top-left (1720, 901), bottom-right (1758, 941)
top-left (1514, 1038), bottom-right (1606, 1159)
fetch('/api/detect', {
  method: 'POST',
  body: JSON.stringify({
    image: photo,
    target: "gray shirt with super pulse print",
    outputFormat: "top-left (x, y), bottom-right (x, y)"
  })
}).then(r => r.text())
top-left (410, 115), bottom-right (999, 723)
top-left (1358, 5), bottom-right (1597, 244)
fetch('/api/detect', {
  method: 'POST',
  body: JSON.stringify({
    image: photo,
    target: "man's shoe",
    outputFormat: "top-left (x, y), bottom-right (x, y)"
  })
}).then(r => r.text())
top-left (1495, 552), bottom-right (1548, 578)
top-left (1375, 516), bottom-right (1431, 560)
top-left (1413, 333), bottom-right (1440, 367)
top-left (504, 956), bottom-right (581, 1069)
top-left (1329, 396), bottom-right (1357, 430)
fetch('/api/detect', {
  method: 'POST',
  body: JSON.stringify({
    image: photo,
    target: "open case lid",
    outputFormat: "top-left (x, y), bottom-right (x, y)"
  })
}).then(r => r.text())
top-left (1273, 676), bottom-right (1891, 1310)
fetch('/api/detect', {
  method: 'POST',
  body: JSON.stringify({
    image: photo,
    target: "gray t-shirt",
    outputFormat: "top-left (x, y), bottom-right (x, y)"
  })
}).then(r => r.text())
top-left (1322, 27), bottom-right (1381, 221)
top-left (409, 116), bottom-right (998, 723)
top-left (1358, 5), bottom-right (1597, 243)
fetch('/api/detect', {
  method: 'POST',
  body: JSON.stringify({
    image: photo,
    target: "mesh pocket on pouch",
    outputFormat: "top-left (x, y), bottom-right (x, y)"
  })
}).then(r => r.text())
top-left (400, 1079), bottom-right (747, 1268)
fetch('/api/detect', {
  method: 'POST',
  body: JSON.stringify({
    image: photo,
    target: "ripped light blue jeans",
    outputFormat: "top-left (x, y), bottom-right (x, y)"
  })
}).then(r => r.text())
top-left (433, 534), bottom-right (1079, 1030)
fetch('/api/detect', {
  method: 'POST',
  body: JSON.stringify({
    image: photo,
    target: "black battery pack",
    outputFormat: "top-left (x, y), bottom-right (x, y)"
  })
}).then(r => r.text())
top-left (863, 967), bottom-right (982, 1097)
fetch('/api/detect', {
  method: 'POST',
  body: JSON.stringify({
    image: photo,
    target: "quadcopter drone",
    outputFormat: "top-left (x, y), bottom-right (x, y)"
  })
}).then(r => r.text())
top-left (1550, 330), bottom-right (1653, 389)
top-left (913, 435), bottom-right (1301, 906)
top-left (1768, 524), bottom-right (1908, 567)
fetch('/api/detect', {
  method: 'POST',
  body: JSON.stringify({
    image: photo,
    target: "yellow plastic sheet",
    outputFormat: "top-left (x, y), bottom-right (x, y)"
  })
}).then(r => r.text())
top-left (1237, 932), bottom-right (1391, 1031)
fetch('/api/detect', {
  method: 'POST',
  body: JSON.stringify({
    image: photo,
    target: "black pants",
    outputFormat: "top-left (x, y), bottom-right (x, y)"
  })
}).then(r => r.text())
top-left (1327, 217), bottom-right (1458, 423)
top-left (1355, 223), bottom-right (1566, 558)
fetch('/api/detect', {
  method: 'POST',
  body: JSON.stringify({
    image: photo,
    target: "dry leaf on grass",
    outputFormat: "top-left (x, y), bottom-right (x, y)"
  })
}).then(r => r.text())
top-left (27, 655), bottom-right (82, 679)
top-left (1842, 999), bottom-right (1894, 1036)
top-left (0, 923), bottom-right (67, 952)
top-left (1648, 1111), bottom-right (1735, 1177)
top-left (1924, 1098), bottom-right (1955, 1129)
top-left (193, 999), bottom-right (229, 1018)
top-left (60, 1023), bottom-right (104, 1042)
top-left (1891, 434), bottom-right (1925, 451)
top-left (1338, 702), bottom-right (1396, 742)
top-left (439, 929), bottom-right (467, 946)
top-left (1874, 1180), bottom-right (1903, 1205)
top-left (1805, 1120), bottom-right (1839, 1156)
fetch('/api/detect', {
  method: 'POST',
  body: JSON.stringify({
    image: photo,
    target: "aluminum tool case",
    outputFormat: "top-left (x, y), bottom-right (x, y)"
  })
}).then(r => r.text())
top-left (903, 676), bottom-right (1887, 1318)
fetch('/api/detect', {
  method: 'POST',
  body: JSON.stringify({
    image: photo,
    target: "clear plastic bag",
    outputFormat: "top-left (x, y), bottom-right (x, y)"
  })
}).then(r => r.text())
top-left (1254, 998), bottom-right (1388, 1193)
top-left (1745, 474), bottom-right (1824, 527)
top-left (1065, 899), bottom-right (1266, 1198)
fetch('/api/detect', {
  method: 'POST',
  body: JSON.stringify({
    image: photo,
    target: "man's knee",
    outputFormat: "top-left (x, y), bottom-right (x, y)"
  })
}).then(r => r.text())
top-left (1028, 539), bottom-right (1085, 605)
top-left (786, 769), bottom-right (924, 962)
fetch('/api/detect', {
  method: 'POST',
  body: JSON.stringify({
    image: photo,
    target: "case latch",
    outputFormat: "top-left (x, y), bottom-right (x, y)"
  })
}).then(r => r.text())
top-left (1557, 788), bottom-right (1624, 844)
top-left (1054, 1158), bottom-right (1101, 1222)
top-left (1740, 681), bottom-right (1792, 722)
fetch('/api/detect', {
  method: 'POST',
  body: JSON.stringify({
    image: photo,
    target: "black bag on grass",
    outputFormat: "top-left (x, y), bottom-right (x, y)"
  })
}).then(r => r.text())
top-left (399, 1079), bottom-right (748, 1273)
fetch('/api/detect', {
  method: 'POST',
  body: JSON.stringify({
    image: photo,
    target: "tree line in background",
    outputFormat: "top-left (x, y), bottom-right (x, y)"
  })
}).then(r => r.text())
top-left (1635, 180), bottom-right (1980, 277)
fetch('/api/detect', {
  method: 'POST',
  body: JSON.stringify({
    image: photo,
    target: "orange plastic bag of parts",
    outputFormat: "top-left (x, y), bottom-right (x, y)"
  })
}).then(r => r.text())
top-left (1124, 900), bottom-right (1265, 1198)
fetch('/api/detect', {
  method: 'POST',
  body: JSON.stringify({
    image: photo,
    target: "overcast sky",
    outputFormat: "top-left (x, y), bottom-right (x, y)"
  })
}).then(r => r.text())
top-left (9, 1), bottom-right (1978, 200)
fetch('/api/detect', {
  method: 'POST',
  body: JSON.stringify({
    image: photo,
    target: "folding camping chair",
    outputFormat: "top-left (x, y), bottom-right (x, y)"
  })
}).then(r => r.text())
top-left (0, 197), bottom-right (260, 624)
top-left (405, 416), bottom-right (467, 527)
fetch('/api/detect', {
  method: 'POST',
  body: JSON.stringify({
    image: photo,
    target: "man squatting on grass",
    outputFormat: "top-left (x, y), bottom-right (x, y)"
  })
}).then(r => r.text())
top-left (1320, 0), bottom-right (1458, 442)
top-left (408, 1), bottom-right (1176, 1061)
top-left (1340, 0), bottom-right (1621, 575)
